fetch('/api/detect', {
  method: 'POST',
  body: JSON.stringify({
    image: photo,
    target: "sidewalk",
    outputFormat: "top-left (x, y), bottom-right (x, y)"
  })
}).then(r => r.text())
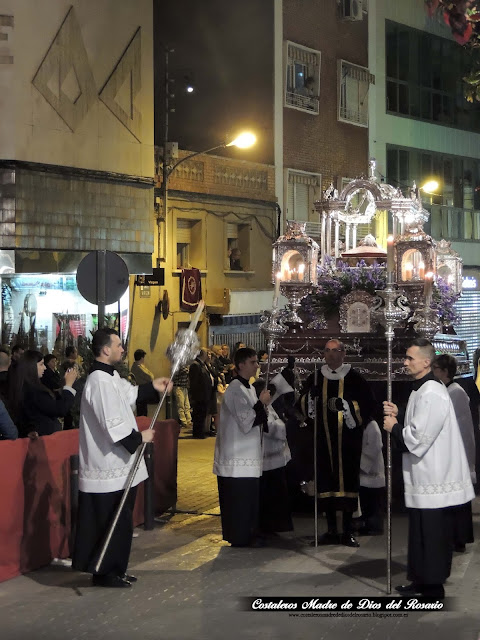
top-left (1, 437), bottom-right (479, 640)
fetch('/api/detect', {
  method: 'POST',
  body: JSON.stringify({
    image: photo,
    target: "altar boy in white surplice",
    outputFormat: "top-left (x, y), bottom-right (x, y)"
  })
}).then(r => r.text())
top-left (213, 348), bottom-right (271, 547)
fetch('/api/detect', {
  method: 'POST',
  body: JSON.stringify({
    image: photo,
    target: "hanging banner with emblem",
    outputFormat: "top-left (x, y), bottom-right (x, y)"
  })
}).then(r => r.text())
top-left (180, 268), bottom-right (202, 311)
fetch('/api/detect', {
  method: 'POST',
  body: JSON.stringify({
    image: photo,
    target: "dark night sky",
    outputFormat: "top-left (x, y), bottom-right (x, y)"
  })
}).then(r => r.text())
top-left (153, 0), bottom-right (274, 164)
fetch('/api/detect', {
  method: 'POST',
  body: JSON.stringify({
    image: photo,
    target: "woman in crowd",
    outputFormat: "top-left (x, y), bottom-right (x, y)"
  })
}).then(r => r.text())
top-left (9, 350), bottom-right (78, 438)
top-left (231, 342), bottom-right (246, 364)
top-left (41, 353), bottom-right (63, 392)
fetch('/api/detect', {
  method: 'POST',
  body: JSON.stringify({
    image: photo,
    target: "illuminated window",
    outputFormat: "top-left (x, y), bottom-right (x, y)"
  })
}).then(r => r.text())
top-left (285, 41), bottom-right (321, 115)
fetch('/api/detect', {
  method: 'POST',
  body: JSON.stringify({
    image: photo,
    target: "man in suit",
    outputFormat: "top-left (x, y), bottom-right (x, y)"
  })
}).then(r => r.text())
top-left (131, 349), bottom-right (154, 416)
top-left (189, 349), bottom-right (214, 439)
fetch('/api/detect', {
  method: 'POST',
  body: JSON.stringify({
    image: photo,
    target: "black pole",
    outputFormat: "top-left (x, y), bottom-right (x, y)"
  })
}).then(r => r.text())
top-left (70, 454), bottom-right (79, 551)
top-left (97, 250), bottom-right (106, 329)
top-left (143, 442), bottom-right (154, 530)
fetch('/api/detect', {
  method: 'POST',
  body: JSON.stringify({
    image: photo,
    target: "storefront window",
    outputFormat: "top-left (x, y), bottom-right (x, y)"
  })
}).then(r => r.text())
top-left (1, 274), bottom-right (129, 355)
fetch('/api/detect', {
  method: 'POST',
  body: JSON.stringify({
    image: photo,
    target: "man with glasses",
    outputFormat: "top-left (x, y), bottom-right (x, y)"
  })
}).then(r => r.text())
top-left (213, 347), bottom-right (272, 547)
top-left (299, 339), bottom-right (376, 547)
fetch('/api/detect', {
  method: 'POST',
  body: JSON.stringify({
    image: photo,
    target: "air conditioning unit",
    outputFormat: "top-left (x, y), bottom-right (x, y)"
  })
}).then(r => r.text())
top-left (342, 0), bottom-right (363, 21)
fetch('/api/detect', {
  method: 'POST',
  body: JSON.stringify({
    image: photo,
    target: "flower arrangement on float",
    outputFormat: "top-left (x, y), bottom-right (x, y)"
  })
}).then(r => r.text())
top-left (301, 258), bottom-right (461, 329)
top-left (431, 277), bottom-right (461, 328)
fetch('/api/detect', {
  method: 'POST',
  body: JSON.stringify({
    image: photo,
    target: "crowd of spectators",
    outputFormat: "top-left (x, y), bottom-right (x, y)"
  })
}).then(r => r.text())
top-left (0, 343), bottom-right (83, 440)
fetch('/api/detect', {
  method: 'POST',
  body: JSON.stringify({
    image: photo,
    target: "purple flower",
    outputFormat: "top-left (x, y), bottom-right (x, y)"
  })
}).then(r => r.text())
top-left (431, 278), bottom-right (461, 326)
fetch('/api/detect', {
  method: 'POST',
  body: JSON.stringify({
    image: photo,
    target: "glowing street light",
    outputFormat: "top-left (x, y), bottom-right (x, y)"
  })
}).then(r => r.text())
top-left (160, 131), bottom-right (257, 222)
top-left (421, 179), bottom-right (439, 194)
top-left (226, 132), bottom-right (256, 149)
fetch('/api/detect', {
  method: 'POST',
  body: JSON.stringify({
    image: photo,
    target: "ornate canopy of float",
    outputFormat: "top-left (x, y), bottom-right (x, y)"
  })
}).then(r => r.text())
top-left (263, 160), bottom-right (468, 383)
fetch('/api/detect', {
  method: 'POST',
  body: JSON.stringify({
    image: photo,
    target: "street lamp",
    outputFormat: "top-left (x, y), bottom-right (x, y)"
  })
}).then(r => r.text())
top-left (160, 130), bottom-right (256, 225)
top-left (421, 179), bottom-right (439, 194)
top-left (158, 46), bottom-right (256, 262)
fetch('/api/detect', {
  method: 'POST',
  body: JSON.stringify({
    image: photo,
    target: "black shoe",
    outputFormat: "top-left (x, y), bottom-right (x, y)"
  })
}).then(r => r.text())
top-left (92, 575), bottom-right (132, 588)
top-left (340, 533), bottom-right (360, 548)
top-left (317, 531), bottom-right (340, 545)
top-left (454, 543), bottom-right (466, 553)
top-left (209, 429), bottom-right (217, 436)
top-left (420, 585), bottom-right (445, 599)
top-left (192, 434), bottom-right (206, 439)
top-left (123, 574), bottom-right (137, 583)
top-left (395, 583), bottom-right (421, 595)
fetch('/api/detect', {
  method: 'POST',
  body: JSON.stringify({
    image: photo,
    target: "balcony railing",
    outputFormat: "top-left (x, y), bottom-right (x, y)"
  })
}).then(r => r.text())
top-left (285, 91), bottom-right (319, 115)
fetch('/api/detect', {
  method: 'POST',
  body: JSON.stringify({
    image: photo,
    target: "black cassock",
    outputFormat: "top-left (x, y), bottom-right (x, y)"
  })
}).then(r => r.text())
top-left (300, 368), bottom-right (376, 513)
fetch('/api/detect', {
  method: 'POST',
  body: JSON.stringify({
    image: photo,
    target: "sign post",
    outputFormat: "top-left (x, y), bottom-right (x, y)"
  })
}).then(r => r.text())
top-left (76, 251), bottom-right (129, 330)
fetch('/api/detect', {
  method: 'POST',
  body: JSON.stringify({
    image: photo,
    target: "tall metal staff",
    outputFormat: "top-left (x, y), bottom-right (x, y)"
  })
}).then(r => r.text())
top-left (373, 273), bottom-right (409, 594)
top-left (94, 301), bottom-right (204, 573)
top-left (261, 274), bottom-right (286, 390)
top-left (312, 363), bottom-right (319, 547)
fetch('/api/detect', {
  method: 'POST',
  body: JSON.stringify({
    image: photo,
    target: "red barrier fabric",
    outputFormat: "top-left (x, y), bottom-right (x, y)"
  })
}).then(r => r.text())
top-left (0, 431), bottom-right (78, 583)
top-left (133, 418), bottom-right (180, 527)
top-left (0, 419), bottom-right (180, 583)
top-left (0, 438), bottom-right (29, 583)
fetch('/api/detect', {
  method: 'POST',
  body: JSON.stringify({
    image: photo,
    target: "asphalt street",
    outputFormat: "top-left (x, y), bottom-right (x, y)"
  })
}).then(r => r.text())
top-left (1, 436), bottom-right (480, 640)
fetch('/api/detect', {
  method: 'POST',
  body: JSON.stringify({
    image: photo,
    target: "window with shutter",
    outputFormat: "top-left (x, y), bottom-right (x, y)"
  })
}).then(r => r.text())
top-left (338, 60), bottom-right (374, 127)
top-left (285, 41), bottom-right (321, 115)
top-left (225, 222), bottom-right (251, 271)
top-left (287, 170), bottom-right (321, 222)
top-left (176, 218), bottom-right (203, 268)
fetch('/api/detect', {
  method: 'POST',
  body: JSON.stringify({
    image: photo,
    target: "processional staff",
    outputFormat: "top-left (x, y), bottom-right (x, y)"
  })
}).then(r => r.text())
top-left (313, 363), bottom-right (319, 547)
top-left (373, 268), bottom-right (409, 594)
top-left (94, 300), bottom-right (204, 573)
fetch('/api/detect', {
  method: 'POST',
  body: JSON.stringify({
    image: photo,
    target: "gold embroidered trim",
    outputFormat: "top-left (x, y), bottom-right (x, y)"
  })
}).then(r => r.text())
top-left (317, 491), bottom-right (358, 498)
top-left (338, 377), bottom-right (344, 493)
top-left (322, 378), bottom-right (333, 469)
top-left (352, 400), bottom-right (362, 425)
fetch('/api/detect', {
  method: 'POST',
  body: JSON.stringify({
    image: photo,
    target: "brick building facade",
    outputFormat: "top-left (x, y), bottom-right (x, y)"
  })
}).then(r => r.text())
top-left (277, 1), bottom-right (371, 231)
top-left (127, 150), bottom-right (277, 367)
top-left (282, 1), bottom-right (369, 187)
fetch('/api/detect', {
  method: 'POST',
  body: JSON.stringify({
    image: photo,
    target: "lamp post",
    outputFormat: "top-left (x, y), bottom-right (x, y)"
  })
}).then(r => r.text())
top-left (158, 45), bottom-right (256, 261)
top-left (161, 132), bottom-right (256, 223)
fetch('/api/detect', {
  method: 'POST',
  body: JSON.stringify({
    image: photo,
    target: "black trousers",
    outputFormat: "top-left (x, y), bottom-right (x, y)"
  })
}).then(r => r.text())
top-left (217, 476), bottom-right (259, 545)
top-left (359, 486), bottom-right (385, 532)
top-left (259, 467), bottom-right (293, 533)
top-left (72, 487), bottom-right (137, 577)
top-left (450, 501), bottom-right (474, 547)
top-left (407, 507), bottom-right (453, 586)
top-left (191, 402), bottom-right (207, 437)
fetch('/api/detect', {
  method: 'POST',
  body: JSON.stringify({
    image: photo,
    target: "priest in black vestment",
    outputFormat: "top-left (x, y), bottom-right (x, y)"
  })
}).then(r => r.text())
top-left (299, 339), bottom-right (376, 547)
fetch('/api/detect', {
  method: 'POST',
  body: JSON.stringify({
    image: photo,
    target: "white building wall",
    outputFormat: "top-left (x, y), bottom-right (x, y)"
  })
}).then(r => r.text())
top-left (368, 0), bottom-right (480, 180)
top-left (0, 0), bottom-right (154, 178)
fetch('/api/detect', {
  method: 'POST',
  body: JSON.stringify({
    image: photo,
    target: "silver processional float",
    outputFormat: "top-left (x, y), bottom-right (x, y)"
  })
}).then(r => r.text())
top-left (94, 300), bottom-right (204, 573)
top-left (268, 165), bottom-right (460, 593)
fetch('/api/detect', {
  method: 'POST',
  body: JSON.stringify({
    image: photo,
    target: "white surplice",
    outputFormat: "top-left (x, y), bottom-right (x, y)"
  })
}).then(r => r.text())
top-left (402, 379), bottom-right (474, 509)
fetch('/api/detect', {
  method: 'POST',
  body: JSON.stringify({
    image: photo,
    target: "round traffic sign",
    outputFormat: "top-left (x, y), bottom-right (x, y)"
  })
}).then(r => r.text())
top-left (76, 251), bottom-right (129, 305)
